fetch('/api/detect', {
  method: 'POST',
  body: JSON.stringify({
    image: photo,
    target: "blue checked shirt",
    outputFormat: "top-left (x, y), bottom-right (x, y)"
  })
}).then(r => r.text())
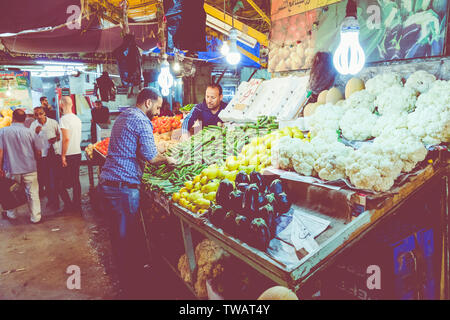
top-left (100, 107), bottom-right (157, 184)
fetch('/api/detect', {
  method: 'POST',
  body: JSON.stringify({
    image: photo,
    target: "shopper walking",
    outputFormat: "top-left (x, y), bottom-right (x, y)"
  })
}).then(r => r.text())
top-left (0, 109), bottom-right (43, 223)
top-left (30, 107), bottom-right (71, 211)
top-left (98, 87), bottom-right (163, 298)
top-left (59, 96), bottom-right (82, 213)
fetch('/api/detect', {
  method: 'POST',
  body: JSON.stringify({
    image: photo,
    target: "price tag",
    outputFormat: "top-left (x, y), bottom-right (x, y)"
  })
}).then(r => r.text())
top-left (233, 79), bottom-right (263, 110)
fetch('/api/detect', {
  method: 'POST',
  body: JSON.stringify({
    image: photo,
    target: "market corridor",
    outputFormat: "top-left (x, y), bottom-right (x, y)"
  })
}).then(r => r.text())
top-left (0, 166), bottom-right (194, 300)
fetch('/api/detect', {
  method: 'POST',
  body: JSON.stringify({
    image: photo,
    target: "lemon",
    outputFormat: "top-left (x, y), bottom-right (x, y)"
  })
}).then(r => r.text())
top-left (200, 175), bottom-right (209, 185)
top-left (204, 191), bottom-right (216, 202)
top-left (193, 175), bottom-right (201, 184)
top-left (172, 192), bottom-right (181, 203)
top-left (184, 181), bottom-right (193, 190)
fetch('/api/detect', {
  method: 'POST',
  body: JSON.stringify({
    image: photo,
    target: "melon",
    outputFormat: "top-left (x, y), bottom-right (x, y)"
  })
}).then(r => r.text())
top-left (257, 286), bottom-right (299, 300)
top-left (345, 77), bottom-right (365, 99)
top-left (304, 102), bottom-right (319, 117)
top-left (317, 90), bottom-right (328, 105)
top-left (326, 87), bottom-right (343, 104)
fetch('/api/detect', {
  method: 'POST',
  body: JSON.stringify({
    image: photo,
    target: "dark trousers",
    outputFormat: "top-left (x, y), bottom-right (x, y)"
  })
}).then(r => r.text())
top-left (38, 154), bottom-right (72, 209)
top-left (53, 155), bottom-right (72, 208)
top-left (64, 154), bottom-right (82, 207)
top-left (98, 184), bottom-right (147, 298)
top-left (37, 157), bottom-right (50, 196)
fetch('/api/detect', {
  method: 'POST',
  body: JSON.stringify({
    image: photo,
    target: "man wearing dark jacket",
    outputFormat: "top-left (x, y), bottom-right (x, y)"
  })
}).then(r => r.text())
top-left (181, 84), bottom-right (227, 136)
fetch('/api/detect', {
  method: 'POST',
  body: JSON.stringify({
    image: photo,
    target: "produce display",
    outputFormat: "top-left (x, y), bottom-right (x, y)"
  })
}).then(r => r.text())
top-left (151, 114), bottom-right (183, 134)
top-left (180, 104), bottom-right (195, 113)
top-left (0, 108), bottom-right (13, 129)
top-left (171, 125), bottom-right (305, 214)
top-left (153, 133), bottom-right (179, 155)
top-left (277, 70), bottom-right (449, 192)
top-left (142, 162), bottom-right (208, 197)
top-left (209, 175), bottom-right (292, 252)
top-left (94, 137), bottom-right (110, 156)
top-left (166, 117), bottom-right (278, 166)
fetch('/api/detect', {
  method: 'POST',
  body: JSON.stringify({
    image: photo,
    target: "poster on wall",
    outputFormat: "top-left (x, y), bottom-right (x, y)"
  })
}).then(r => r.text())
top-left (269, 0), bottom-right (448, 73)
top-left (0, 70), bottom-right (32, 110)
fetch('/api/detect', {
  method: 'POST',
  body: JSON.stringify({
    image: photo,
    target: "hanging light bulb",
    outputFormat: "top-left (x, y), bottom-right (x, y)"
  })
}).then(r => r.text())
top-left (225, 28), bottom-right (241, 65)
top-left (158, 55), bottom-right (174, 97)
top-left (173, 61), bottom-right (181, 72)
top-left (333, 0), bottom-right (365, 75)
top-left (220, 41), bottom-right (230, 56)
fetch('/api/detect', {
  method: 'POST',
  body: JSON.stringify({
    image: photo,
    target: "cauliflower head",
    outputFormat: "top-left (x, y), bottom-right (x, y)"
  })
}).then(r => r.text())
top-left (313, 142), bottom-right (354, 181)
top-left (340, 108), bottom-right (378, 141)
top-left (371, 114), bottom-right (408, 137)
top-left (308, 103), bottom-right (344, 136)
top-left (405, 70), bottom-right (436, 94)
top-left (365, 72), bottom-right (403, 96)
top-left (291, 139), bottom-right (318, 176)
top-left (373, 129), bottom-right (428, 173)
top-left (341, 89), bottom-right (376, 112)
top-left (408, 103), bottom-right (450, 145)
top-left (375, 85), bottom-right (417, 115)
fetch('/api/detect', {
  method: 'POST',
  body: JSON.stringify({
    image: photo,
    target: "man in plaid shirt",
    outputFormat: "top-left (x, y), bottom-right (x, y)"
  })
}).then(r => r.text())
top-left (99, 87), bottom-right (163, 298)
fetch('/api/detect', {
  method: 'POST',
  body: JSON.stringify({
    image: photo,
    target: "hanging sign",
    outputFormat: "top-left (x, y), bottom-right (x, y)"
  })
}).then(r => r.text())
top-left (0, 70), bottom-right (32, 110)
top-left (271, 0), bottom-right (343, 21)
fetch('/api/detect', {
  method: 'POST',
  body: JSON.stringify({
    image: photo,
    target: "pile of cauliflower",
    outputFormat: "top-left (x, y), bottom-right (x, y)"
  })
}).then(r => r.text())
top-left (407, 80), bottom-right (450, 145)
top-left (271, 69), bottom-right (448, 192)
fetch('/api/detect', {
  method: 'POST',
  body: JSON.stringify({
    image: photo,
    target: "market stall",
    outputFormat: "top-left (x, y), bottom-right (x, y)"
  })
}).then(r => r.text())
top-left (137, 64), bottom-right (449, 300)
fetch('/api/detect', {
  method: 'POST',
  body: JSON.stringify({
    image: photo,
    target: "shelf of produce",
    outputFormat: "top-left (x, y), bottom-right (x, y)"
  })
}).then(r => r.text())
top-left (168, 159), bottom-right (448, 295)
top-left (171, 202), bottom-right (292, 287)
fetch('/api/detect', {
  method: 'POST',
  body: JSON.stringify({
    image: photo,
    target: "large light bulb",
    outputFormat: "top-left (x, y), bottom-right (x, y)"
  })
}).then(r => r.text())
top-left (173, 61), bottom-right (181, 72)
top-left (333, 16), bottom-right (365, 75)
top-left (225, 28), bottom-right (241, 65)
top-left (158, 59), bottom-right (174, 96)
top-left (226, 52), bottom-right (241, 65)
top-left (220, 41), bottom-right (230, 56)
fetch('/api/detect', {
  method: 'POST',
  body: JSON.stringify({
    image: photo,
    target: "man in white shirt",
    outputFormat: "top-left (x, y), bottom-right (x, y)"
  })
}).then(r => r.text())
top-left (59, 96), bottom-right (82, 213)
top-left (30, 106), bottom-right (71, 211)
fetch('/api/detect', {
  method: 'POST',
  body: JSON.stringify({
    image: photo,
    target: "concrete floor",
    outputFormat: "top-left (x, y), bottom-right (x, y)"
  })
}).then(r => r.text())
top-left (0, 165), bottom-right (195, 300)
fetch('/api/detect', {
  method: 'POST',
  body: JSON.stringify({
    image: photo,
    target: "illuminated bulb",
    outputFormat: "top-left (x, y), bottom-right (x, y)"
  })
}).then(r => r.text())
top-left (333, 16), bottom-right (365, 75)
top-left (220, 41), bottom-right (230, 56)
top-left (161, 87), bottom-right (170, 96)
top-left (226, 52), bottom-right (241, 65)
top-left (173, 62), bottom-right (181, 72)
top-left (225, 28), bottom-right (241, 65)
top-left (158, 58), bottom-right (174, 97)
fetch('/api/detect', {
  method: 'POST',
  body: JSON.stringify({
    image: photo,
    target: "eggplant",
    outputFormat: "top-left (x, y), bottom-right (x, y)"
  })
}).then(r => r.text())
top-left (249, 218), bottom-right (272, 251)
top-left (265, 193), bottom-right (276, 205)
top-left (261, 174), bottom-right (274, 193)
top-left (274, 192), bottom-right (291, 215)
top-left (243, 184), bottom-right (259, 217)
top-left (269, 179), bottom-right (284, 195)
top-left (223, 211), bottom-right (237, 235)
top-left (258, 204), bottom-right (276, 236)
top-left (257, 192), bottom-right (267, 210)
top-left (249, 171), bottom-right (264, 191)
top-left (234, 214), bottom-right (250, 241)
top-left (216, 179), bottom-right (234, 209)
top-left (229, 190), bottom-right (244, 212)
top-left (235, 171), bottom-right (250, 185)
top-left (236, 183), bottom-right (249, 193)
top-left (209, 205), bottom-right (227, 228)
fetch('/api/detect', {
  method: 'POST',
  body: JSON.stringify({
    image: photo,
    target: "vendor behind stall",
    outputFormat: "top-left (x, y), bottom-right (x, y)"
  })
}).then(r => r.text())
top-left (90, 100), bottom-right (110, 143)
top-left (181, 84), bottom-right (227, 136)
